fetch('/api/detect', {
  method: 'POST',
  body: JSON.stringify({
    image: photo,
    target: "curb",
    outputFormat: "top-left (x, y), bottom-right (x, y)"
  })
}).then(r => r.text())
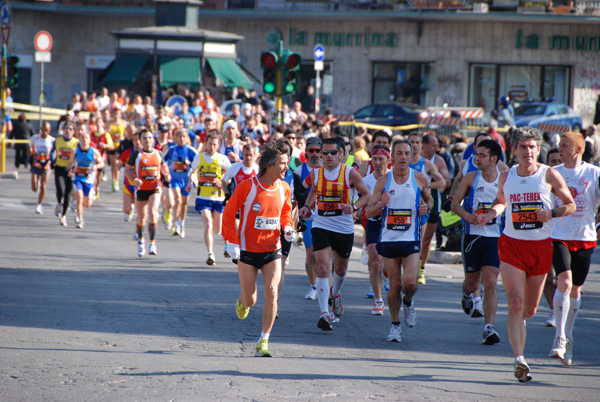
top-left (0, 171), bottom-right (19, 180)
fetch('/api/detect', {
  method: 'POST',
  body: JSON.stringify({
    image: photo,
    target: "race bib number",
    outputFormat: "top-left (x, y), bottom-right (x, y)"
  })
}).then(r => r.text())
top-left (386, 208), bottom-right (412, 231)
top-left (199, 172), bottom-right (217, 186)
top-left (36, 153), bottom-right (50, 162)
top-left (511, 202), bottom-right (542, 230)
top-left (142, 165), bottom-right (158, 182)
top-left (59, 149), bottom-right (72, 160)
top-left (254, 216), bottom-right (280, 230)
top-left (317, 195), bottom-right (342, 216)
top-left (75, 165), bottom-right (91, 177)
top-left (173, 161), bottom-right (187, 173)
top-left (476, 202), bottom-right (496, 225)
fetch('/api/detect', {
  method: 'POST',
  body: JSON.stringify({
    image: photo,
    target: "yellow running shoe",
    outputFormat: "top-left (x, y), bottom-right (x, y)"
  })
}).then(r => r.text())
top-left (163, 210), bottom-right (172, 225)
top-left (236, 298), bottom-right (249, 320)
top-left (255, 339), bottom-right (272, 357)
top-left (417, 268), bottom-right (426, 284)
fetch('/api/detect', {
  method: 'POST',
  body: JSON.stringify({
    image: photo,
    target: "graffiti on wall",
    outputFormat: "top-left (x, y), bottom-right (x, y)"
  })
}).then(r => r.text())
top-left (574, 67), bottom-right (600, 125)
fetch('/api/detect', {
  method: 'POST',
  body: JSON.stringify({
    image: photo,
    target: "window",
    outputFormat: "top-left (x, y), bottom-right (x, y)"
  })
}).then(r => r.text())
top-left (372, 62), bottom-right (434, 106)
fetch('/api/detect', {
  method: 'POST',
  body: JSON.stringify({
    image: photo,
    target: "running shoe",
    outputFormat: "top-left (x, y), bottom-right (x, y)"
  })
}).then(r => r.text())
top-left (179, 226), bottom-right (185, 239)
top-left (317, 312), bottom-right (333, 331)
top-left (137, 240), bottom-right (145, 257)
top-left (296, 235), bottom-right (303, 247)
top-left (35, 204), bottom-right (43, 215)
top-left (304, 286), bottom-right (317, 300)
top-left (383, 274), bottom-right (390, 292)
top-left (236, 298), bottom-right (249, 320)
top-left (163, 210), bottom-right (171, 224)
top-left (371, 301), bottom-right (384, 315)
top-left (172, 222), bottom-right (180, 236)
top-left (514, 357), bottom-right (532, 382)
top-left (76, 219), bottom-right (84, 229)
top-left (471, 297), bottom-right (484, 318)
top-left (417, 268), bottom-right (426, 284)
top-left (403, 301), bottom-right (417, 327)
top-left (59, 214), bottom-right (67, 227)
top-left (101, 173), bottom-right (108, 182)
top-left (366, 286), bottom-right (375, 298)
top-left (462, 293), bottom-right (474, 315)
top-left (330, 288), bottom-right (343, 317)
top-left (54, 203), bottom-right (62, 217)
top-left (148, 242), bottom-right (158, 255)
top-left (482, 325), bottom-right (500, 345)
top-left (545, 311), bottom-right (556, 327)
top-left (75, 216), bottom-right (81, 225)
top-left (386, 324), bottom-right (402, 342)
top-left (206, 253), bottom-right (216, 266)
top-left (563, 339), bottom-right (573, 366)
top-left (70, 199), bottom-right (76, 212)
top-left (124, 213), bottom-right (132, 222)
top-left (361, 245), bottom-right (368, 265)
top-left (132, 232), bottom-right (139, 241)
top-left (549, 336), bottom-right (567, 360)
top-left (223, 244), bottom-right (230, 258)
top-left (255, 339), bottom-right (272, 357)
top-left (112, 180), bottom-right (118, 192)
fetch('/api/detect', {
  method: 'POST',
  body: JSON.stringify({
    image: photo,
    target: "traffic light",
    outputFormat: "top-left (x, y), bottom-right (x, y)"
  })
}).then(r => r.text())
top-left (260, 51), bottom-right (278, 95)
top-left (7, 55), bottom-right (19, 89)
top-left (281, 50), bottom-right (301, 95)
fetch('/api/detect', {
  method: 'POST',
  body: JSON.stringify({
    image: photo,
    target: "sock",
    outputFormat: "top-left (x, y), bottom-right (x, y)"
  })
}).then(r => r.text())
top-left (403, 296), bottom-right (412, 307)
top-left (392, 321), bottom-right (400, 326)
top-left (148, 222), bottom-right (157, 241)
top-left (564, 296), bottom-right (580, 339)
top-left (259, 332), bottom-right (270, 341)
top-left (376, 298), bottom-right (383, 303)
top-left (331, 272), bottom-right (346, 297)
top-left (553, 289), bottom-right (570, 338)
top-left (179, 220), bottom-right (184, 228)
top-left (516, 355), bottom-right (525, 362)
top-left (473, 296), bottom-right (482, 304)
top-left (316, 277), bottom-right (330, 314)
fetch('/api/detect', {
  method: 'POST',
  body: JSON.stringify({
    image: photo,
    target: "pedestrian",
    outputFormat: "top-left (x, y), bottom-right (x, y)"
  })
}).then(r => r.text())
top-left (223, 141), bottom-right (294, 357)
top-left (9, 114), bottom-right (35, 169)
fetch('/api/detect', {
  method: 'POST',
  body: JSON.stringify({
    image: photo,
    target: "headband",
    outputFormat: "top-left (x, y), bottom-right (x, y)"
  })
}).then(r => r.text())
top-left (371, 148), bottom-right (390, 158)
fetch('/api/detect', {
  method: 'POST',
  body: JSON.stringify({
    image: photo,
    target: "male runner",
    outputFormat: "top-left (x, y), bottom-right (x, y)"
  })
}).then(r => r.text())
top-left (366, 140), bottom-right (432, 342)
top-left (223, 141), bottom-right (294, 357)
top-left (479, 127), bottom-right (575, 382)
top-left (125, 128), bottom-right (171, 257)
top-left (299, 138), bottom-right (371, 330)
top-left (53, 122), bottom-right (78, 226)
top-left (548, 132), bottom-right (600, 366)
top-left (452, 139), bottom-right (507, 344)
top-left (30, 122), bottom-right (55, 214)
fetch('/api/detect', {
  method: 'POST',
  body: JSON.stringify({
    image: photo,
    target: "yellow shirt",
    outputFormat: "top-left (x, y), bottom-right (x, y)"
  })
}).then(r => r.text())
top-left (54, 136), bottom-right (79, 168)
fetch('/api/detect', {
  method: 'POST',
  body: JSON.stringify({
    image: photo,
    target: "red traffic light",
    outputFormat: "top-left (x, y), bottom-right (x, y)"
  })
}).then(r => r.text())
top-left (261, 52), bottom-right (278, 69)
top-left (284, 53), bottom-right (301, 69)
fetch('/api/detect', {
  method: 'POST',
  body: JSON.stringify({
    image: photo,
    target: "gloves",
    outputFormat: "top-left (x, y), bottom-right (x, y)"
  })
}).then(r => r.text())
top-left (442, 197), bottom-right (453, 213)
top-left (284, 225), bottom-right (297, 243)
top-left (227, 242), bottom-right (240, 260)
top-left (296, 217), bottom-right (307, 233)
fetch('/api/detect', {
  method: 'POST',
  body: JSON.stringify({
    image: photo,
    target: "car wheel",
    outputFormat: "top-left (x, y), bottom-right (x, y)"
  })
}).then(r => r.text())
top-left (572, 124), bottom-right (581, 132)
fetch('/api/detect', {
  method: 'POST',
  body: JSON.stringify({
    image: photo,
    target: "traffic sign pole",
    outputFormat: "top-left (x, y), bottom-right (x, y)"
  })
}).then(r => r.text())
top-left (313, 44), bottom-right (324, 113)
top-left (34, 30), bottom-right (53, 130)
top-left (0, 0), bottom-right (10, 174)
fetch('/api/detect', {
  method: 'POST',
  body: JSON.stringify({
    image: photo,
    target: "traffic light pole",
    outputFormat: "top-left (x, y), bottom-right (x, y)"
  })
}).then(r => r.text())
top-left (275, 40), bottom-right (283, 125)
top-left (1, 43), bottom-right (6, 173)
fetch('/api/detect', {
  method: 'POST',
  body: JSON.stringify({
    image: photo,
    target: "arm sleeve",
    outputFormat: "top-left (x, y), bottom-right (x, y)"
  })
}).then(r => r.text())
top-left (293, 171), bottom-right (307, 207)
top-left (222, 179), bottom-right (250, 244)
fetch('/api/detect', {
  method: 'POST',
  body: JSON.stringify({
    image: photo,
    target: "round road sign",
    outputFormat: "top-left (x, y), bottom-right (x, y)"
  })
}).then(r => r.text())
top-left (34, 30), bottom-right (53, 52)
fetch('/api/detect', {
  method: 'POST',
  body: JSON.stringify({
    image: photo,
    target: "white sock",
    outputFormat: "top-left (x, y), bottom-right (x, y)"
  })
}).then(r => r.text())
top-left (553, 290), bottom-right (570, 338)
top-left (565, 296), bottom-right (580, 339)
top-left (375, 298), bottom-right (383, 303)
top-left (180, 220), bottom-right (184, 227)
top-left (259, 332), bottom-right (270, 341)
top-left (331, 272), bottom-right (346, 297)
top-left (473, 296), bottom-right (482, 303)
top-left (316, 277), bottom-right (330, 314)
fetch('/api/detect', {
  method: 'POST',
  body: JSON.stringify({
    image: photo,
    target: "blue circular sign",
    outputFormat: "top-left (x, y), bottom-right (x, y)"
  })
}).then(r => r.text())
top-left (314, 44), bottom-right (324, 62)
top-left (0, 2), bottom-right (11, 28)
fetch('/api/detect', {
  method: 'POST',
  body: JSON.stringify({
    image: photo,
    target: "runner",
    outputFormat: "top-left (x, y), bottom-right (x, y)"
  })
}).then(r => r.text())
top-left (294, 137), bottom-right (323, 300)
top-left (548, 132), bottom-right (600, 366)
top-left (53, 122), bottom-right (79, 226)
top-left (365, 140), bottom-right (432, 342)
top-left (30, 122), bottom-right (55, 214)
top-left (67, 125), bottom-right (104, 229)
top-left (478, 126), bottom-right (575, 382)
top-left (222, 141), bottom-right (294, 357)
top-left (108, 109), bottom-right (126, 192)
top-left (299, 138), bottom-right (371, 331)
top-left (90, 117), bottom-right (115, 199)
top-left (124, 128), bottom-right (171, 257)
top-left (451, 139), bottom-right (507, 344)
top-left (186, 131), bottom-right (231, 265)
top-left (163, 129), bottom-right (198, 238)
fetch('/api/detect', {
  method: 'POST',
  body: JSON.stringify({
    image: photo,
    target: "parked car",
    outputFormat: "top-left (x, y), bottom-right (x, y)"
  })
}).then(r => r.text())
top-left (220, 99), bottom-right (242, 119)
top-left (352, 103), bottom-right (429, 128)
top-left (513, 102), bottom-right (582, 131)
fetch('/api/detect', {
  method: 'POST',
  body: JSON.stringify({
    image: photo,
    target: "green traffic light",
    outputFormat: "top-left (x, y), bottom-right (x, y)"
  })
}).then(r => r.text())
top-left (264, 82), bottom-right (275, 94)
top-left (284, 82), bottom-right (296, 94)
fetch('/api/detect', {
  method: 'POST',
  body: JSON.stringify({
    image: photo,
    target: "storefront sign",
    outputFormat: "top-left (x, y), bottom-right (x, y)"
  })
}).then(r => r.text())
top-left (289, 28), bottom-right (396, 48)
top-left (517, 29), bottom-right (600, 51)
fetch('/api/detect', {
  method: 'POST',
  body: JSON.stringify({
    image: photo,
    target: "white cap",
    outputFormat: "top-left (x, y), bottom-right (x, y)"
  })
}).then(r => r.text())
top-left (243, 103), bottom-right (252, 111)
top-left (222, 120), bottom-right (237, 135)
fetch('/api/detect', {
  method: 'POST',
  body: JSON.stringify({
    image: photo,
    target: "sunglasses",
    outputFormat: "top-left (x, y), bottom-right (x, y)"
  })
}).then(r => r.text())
top-left (322, 150), bottom-right (339, 156)
top-left (307, 148), bottom-right (321, 153)
top-left (287, 136), bottom-right (296, 140)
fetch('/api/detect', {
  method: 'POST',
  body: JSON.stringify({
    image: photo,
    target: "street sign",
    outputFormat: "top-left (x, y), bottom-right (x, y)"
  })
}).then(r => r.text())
top-left (314, 44), bottom-right (324, 61)
top-left (0, 1), bottom-right (10, 28)
top-left (34, 30), bottom-right (53, 52)
top-left (35, 51), bottom-right (51, 63)
top-left (314, 60), bottom-right (324, 71)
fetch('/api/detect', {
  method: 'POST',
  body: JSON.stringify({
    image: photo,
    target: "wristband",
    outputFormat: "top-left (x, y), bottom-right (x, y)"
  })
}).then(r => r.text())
top-left (551, 209), bottom-right (557, 218)
top-left (352, 204), bottom-right (358, 212)
top-left (595, 222), bottom-right (600, 232)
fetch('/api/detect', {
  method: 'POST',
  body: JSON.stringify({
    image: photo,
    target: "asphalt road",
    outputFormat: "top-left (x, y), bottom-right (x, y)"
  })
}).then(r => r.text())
top-left (1, 160), bottom-right (599, 401)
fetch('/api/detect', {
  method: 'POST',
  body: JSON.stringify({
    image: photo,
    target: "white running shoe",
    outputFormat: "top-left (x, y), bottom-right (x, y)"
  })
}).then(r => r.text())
top-left (148, 242), bottom-right (157, 255)
top-left (172, 222), bottom-right (180, 236)
top-left (403, 301), bottom-right (417, 327)
top-left (304, 286), bottom-right (317, 300)
top-left (59, 214), bottom-right (67, 227)
top-left (361, 245), bottom-right (368, 265)
top-left (366, 286), bottom-right (375, 298)
top-left (74, 216), bottom-right (81, 225)
top-left (550, 335), bottom-right (567, 360)
top-left (76, 219), bottom-right (84, 229)
top-left (55, 203), bottom-right (62, 217)
top-left (35, 204), bottom-right (43, 215)
top-left (371, 301), bottom-right (384, 315)
top-left (382, 273), bottom-right (390, 292)
top-left (545, 310), bottom-right (556, 327)
top-left (124, 212), bottom-right (133, 222)
top-left (563, 338), bottom-right (573, 366)
top-left (386, 325), bottom-right (402, 342)
top-left (179, 226), bottom-right (185, 239)
top-left (471, 297), bottom-right (484, 318)
top-left (514, 356), bottom-right (532, 382)
top-left (137, 240), bottom-right (145, 257)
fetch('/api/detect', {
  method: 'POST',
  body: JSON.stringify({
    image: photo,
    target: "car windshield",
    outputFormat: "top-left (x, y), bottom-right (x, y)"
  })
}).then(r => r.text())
top-left (515, 104), bottom-right (547, 116)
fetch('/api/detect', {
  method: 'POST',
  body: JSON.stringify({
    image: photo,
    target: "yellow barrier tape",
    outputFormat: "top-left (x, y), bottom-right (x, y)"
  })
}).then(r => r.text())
top-left (10, 103), bottom-right (90, 121)
top-left (338, 121), bottom-right (423, 131)
top-left (12, 102), bottom-right (67, 115)
top-left (8, 113), bottom-right (60, 121)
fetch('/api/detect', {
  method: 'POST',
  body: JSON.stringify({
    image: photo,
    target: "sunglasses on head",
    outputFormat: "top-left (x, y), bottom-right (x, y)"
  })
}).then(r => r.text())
top-left (322, 150), bottom-right (338, 156)
top-left (307, 148), bottom-right (321, 153)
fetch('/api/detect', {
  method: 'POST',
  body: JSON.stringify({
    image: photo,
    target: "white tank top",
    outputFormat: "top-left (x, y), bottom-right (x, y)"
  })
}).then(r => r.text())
top-left (551, 162), bottom-right (600, 241)
top-left (503, 164), bottom-right (552, 240)
top-left (463, 168), bottom-right (502, 237)
top-left (363, 172), bottom-right (382, 222)
top-left (379, 169), bottom-right (421, 242)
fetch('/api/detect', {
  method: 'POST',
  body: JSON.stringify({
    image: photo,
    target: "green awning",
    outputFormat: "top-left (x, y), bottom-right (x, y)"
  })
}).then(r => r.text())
top-left (160, 57), bottom-right (201, 86)
top-left (103, 54), bottom-right (149, 84)
top-left (207, 58), bottom-right (252, 89)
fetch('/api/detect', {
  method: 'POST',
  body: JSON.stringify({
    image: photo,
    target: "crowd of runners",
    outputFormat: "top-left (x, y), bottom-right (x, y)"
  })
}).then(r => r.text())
top-left (16, 87), bottom-right (600, 381)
